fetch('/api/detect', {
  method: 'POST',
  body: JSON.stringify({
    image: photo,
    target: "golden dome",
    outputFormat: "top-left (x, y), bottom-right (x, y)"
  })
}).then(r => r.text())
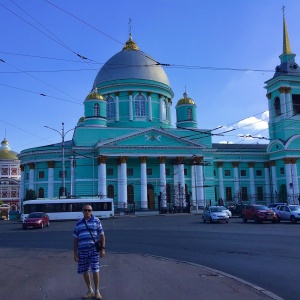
top-left (122, 34), bottom-right (139, 51)
top-left (85, 91), bottom-right (104, 100)
top-left (177, 92), bottom-right (195, 106)
top-left (0, 138), bottom-right (18, 160)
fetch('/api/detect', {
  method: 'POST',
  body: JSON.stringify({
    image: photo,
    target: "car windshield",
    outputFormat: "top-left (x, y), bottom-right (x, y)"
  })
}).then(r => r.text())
top-left (28, 213), bottom-right (42, 218)
top-left (220, 206), bottom-right (227, 211)
top-left (255, 205), bottom-right (269, 210)
top-left (211, 207), bottom-right (222, 212)
top-left (290, 206), bottom-right (300, 211)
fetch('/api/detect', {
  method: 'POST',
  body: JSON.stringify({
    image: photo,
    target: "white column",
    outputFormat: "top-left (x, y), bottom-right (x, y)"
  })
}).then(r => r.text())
top-left (29, 164), bottom-right (35, 190)
top-left (249, 163), bottom-right (255, 203)
top-left (291, 160), bottom-right (299, 197)
top-left (167, 99), bottom-right (172, 125)
top-left (284, 159), bottom-right (292, 203)
top-left (159, 95), bottom-right (164, 123)
top-left (233, 163), bottom-right (240, 196)
top-left (270, 161), bottom-right (277, 195)
top-left (117, 164), bottom-right (121, 207)
top-left (196, 164), bottom-right (204, 207)
top-left (285, 88), bottom-right (292, 117)
top-left (70, 157), bottom-right (75, 196)
top-left (129, 92), bottom-right (133, 121)
top-left (120, 157), bottom-right (128, 209)
top-left (140, 157), bottom-right (148, 209)
top-left (177, 157), bottom-right (186, 207)
top-left (218, 162), bottom-right (224, 201)
top-left (264, 163), bottom-right (271, 205)
top-left (19, 166), bottom-right (25, 208)
top-left (98, 156), bottom-right (107, 197)
top-left (159, 157), bottom-right (167, 209)
top-left (115, 93), bottom-right (120, 121)
top-left (173, 164), bottom-right (179, 206)
top-left (148, 92), bottom-right (152, 121)
top-left (279, 87), bottom-right (287, 116)
top-left (47, 161), bottom-right (54, 198)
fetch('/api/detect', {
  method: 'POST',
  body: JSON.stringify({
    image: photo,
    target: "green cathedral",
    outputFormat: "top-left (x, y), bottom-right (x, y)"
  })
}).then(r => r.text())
top-left (19, 15), bottom-right (300, 211)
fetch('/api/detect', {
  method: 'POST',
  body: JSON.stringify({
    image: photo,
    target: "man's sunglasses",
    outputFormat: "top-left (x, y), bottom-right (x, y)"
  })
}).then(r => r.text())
top-left (83, 209), bottom-right (92, 212)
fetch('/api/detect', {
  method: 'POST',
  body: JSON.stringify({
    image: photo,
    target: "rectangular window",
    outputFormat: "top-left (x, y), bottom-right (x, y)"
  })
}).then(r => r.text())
top-left (224, 170), bottom-right (231, 176)
top-left (241, 170), bottom-right (246, 176)
top-left (165, 168), bottom-right (170, 176)
top-left (225, 187), bottom-right (232, 201)
top-left (280, 167), bottom-right (285, 175)
top-left (59, 171), bottom-right (67, 178)
top-left (107, 168), bottom-right (114, 176)
top-left (127, 168), bottom-right (133, 176)
top-left (26, 173), bottom-right (29, 180)
top-left (241, 187), bottom-right (248, 201)
top-left (213, 170), bottom-right (216, 177)
top-left (256, 170), bottom-right (262, 176)
top-left (38, 171), bottom-right (44, 179)
top-left (147, 168), bottom-right (152, 175)
top-left (184, 168), bottom-right (187, 175)
top-left (257, 187), bottom-right (264, 201)
top-left (292, 94), bottom-right (300, 115)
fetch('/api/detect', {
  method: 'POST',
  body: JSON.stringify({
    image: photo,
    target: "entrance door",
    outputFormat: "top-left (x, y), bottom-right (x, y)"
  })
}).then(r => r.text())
top-left (147, 184), bottom-right (155, 210)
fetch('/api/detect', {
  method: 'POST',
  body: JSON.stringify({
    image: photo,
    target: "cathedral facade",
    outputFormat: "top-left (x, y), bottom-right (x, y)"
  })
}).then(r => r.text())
top-left (18, 16), bottom-right (300, 211)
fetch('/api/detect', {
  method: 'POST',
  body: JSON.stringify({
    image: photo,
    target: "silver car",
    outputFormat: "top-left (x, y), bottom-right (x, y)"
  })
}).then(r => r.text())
top-left (219, 206), bottom-right (232, 218)
top-left (273, 205), bottom-right (300, 223)
top-left (202, 206), bottom-right (229, 223)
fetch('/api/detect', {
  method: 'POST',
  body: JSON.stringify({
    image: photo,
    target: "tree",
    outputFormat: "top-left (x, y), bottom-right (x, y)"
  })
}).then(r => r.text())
top-left (24, 189), bottom-right (37, 201)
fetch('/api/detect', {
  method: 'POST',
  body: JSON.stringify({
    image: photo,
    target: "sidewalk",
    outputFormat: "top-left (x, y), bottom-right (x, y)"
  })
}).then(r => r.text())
top-left (0, 248), bottom-right (283, 300)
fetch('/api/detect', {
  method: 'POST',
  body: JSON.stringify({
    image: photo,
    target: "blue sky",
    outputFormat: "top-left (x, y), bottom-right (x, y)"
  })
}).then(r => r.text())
top-left (1, 0), bottom-right (300, 153)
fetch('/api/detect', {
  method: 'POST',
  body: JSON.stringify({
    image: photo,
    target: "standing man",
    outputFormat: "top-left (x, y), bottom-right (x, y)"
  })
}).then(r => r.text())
top-left (73, 205), bottom-right (106, 299)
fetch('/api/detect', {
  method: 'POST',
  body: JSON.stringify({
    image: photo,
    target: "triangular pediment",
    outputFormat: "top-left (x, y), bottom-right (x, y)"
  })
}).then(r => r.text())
top-left (96, 127), bottom-right (206, 149)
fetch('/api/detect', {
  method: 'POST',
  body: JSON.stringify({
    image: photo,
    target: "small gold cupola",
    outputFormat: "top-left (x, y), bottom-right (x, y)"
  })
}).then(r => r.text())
top-left (122, 34), bottom-right (140, 51)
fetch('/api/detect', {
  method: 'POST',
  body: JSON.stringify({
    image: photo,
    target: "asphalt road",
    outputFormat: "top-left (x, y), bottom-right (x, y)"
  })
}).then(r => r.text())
top-left (0, 215), bottom-right (299, 299)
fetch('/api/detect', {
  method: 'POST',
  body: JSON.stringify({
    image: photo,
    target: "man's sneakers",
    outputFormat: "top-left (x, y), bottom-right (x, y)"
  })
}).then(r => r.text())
top-left (94, 291), bottom-right (102, 299)
top-left (82, 290), bottom-right (94, 299)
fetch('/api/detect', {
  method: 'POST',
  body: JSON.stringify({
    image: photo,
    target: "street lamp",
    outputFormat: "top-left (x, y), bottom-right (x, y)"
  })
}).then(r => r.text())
top-left (44, 122), bottom-right (74, 197)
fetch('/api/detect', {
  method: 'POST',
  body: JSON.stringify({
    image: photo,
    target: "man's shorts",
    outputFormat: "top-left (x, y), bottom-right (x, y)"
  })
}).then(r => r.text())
top-left (77, 249), bottom-right (100, 274)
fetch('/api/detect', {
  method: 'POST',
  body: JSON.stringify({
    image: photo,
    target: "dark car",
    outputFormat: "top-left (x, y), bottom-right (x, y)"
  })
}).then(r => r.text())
top-left (242, 205), bottom-right (278, 223)
top-left (228, 203), bottom-right (244, 217)
top-left (23, 212), bottom-right (50, 229)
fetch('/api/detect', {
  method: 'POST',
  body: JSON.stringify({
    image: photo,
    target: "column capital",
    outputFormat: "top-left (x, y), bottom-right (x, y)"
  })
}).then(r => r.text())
top-left (28, 163), bottom-right (35, 170)
top-left (283, 157), bottom-right (291, 164)
top-left (290, 158), bottom-right (297, 164)
top-left (176, 156), bottom-right (185, 164)
top-left (128, 91), bottom-right (132, 96)
top-left (159, 156), bottom-right (166, 163)
top-left (115, 92), bottom-right (119, 96)
top-left (270, 160), bottom-right (276, 167)
top-left (119, 156), bottom-right (128, 163)
top-left (278, 87), bottom-right (286, 93)
top-left (98, 155), bottom-right (107, 164)
top-left (139, 156), bottom-right (148, 163)
top-left (248, 162), bottom-right (255, 168)
top-left (217, 162), bottom-right (223, 168)
top-left (266, 93), bottom-right (271, 99)
top-left (264, 162), bottom-right (269, 168)
top-left (20, 165), bottom-right (25, 171)
top-left (232, 162), bottom-right (239, 168)
top-left (192, 156), bottom-right (203, 165)
top-left (47, 161), bottom-right (55, 168)
top-left (147, 92), bottom-right (152, 96)
top-left (285, 87), bottom-right (291, 94)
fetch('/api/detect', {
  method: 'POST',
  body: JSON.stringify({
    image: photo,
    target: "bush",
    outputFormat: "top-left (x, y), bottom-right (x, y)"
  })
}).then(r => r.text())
top-left (24, 189), bottom-right (37, 200)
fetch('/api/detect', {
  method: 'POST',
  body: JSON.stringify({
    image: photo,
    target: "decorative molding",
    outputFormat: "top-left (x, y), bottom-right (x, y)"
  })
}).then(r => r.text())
top-left (47, 161), bottom-right (55, 168)
top-left (248, 162), bottom-right (255, 168)
top-left (28, 163), bottom-right (35, 169)
top-left (232, 162), bottom-right (239, 168)
top-left (217, 162), bottom-right (223, 168)
top-left (98, 155), bottom-right (107, 164)
top-left (176, 156), bottom-right (185, 164)
top-left (159, 156), bottom-right (166, 163)
top-left (139, 156), bottom-right (147, 163)
top-left (264, 162), bottom-right (269, 168)
top-left (270, 160), bottom-right (276, 167)
top-left (119, 156), bottom-right (128, 163)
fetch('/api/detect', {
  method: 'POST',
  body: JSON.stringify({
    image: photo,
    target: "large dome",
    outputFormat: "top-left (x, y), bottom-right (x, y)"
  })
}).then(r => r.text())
top-left (0, 138), bottom-right (18, 160)
top-left (93, 35), bottom-right (171, 88)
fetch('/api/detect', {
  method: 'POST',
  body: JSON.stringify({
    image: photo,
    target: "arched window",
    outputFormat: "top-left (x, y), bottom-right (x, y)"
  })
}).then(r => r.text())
top-left (106, 96), bottom-right (115, 119)
top-left (134, 93), bottom-right (146, 117)
top-left (38, 187), bottom-right (44, 198)
top-left (107, 184), bottom-right (114, 198)
top-left (127, 184), bottom-right (134, 204)
top-left (94, 103), bottom-right (100, 117)
top-left (274, 97), bottom-right (281, 116)
top-left (162, 100), bottom-right (167, 121)
top-left (187, 108), bottom-right (193, 120)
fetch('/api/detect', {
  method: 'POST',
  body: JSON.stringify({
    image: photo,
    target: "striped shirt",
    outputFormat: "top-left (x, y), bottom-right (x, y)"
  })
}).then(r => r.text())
top-left (73, 215), bottom-right (104, 251)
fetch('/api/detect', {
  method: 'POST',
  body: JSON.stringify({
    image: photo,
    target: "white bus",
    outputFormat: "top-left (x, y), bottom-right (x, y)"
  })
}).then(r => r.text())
top-left (21, 198), bottom-right (114, 221)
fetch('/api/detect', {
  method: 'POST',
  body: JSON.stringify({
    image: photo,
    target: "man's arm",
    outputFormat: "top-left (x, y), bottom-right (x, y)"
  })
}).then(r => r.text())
top-left (100, 233), bottom-right (105, 257)
top-left (74, 237), bottom-right (79, 262)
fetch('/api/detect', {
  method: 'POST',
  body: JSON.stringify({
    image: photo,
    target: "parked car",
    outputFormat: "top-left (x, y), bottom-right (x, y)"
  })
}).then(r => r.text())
top-left (228, 203), bottom-right (244, 217)
top-left (219, 206), bottom-right (232, 218)
top-left (202, 206), bottom-right (229, 223)
top-left (23, 212), bottom-right (50, 230)
top-left (242, 205), bottom-right (278, 223)
top-left (273, 205), bottom-right (300, 223)
top-left (268, 203), bottom-right (286, 210)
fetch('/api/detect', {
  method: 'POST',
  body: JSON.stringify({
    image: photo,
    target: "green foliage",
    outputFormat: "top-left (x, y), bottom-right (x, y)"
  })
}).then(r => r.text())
top-left (24, 189), bottom-right (37, 200)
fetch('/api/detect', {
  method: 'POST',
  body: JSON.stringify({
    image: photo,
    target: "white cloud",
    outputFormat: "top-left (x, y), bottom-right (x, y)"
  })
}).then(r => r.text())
top-left (237, 111), bottom-right (269, 130)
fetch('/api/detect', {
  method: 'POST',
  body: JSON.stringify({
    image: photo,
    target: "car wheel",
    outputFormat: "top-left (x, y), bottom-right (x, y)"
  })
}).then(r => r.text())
top-left (290, 215), bottom-right (297, 224)
top-left (40, 223), bottom-right (44, 229)
top-left (277, 217), bottom-right (281, 223)
top-left (254, 216), bottom-right (259, 223)
top-left (210, 217), bottom-right (213, 223)
top-left (47, 222), bottom-right (50, 227)
top-left (226, 220), bottom-right (229, 223)
top-left (23, 226), bottom-right (26, 230)
top-left (202, 217), bottom-right (206, 223)
top-left (242, 215), bottom-right (247, 223)
top-left (272, 219), bottom-right (277, 223)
